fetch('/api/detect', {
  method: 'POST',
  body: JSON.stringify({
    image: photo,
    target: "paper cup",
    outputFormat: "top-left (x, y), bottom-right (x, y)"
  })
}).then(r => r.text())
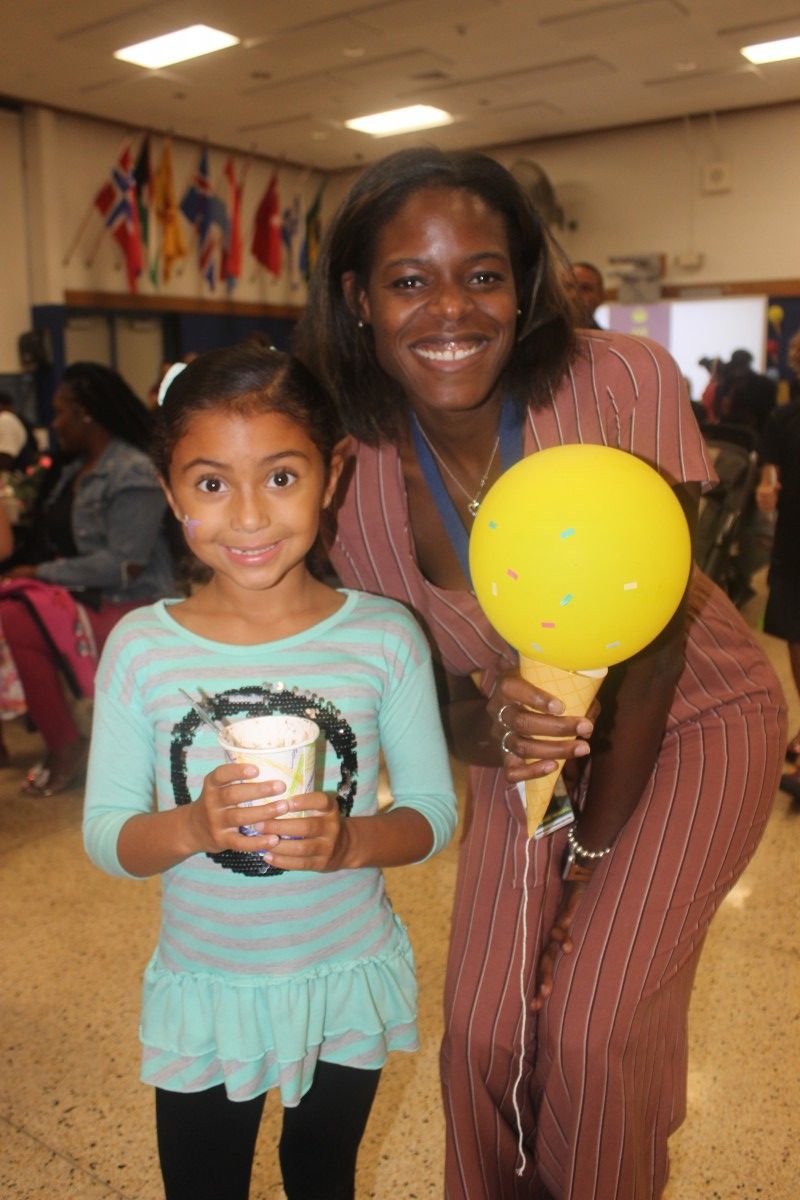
top-left (218, 714), bottom-right (319, 834)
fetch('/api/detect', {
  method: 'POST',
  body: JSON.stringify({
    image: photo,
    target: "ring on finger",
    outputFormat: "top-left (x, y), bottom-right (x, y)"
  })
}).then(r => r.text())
top-left (500, 729), bottom-right (515, 754)
top-left (497, 703), bottom-right (514, 729)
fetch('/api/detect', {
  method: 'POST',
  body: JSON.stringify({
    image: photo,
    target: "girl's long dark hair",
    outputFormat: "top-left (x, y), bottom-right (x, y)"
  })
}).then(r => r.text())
top-left (294, 146), bottom-right (576, 444)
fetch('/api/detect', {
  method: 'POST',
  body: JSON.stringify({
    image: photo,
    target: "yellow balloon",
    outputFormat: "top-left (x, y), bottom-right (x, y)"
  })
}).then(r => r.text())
top-left (767, 304), bottom-right (784, 330)
top-left (469, 445), bottom-right (692, 671)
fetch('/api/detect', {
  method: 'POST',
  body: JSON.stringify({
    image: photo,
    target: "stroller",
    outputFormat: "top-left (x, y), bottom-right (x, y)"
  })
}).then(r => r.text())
top-left (695, 422), bottom-right (764, 605)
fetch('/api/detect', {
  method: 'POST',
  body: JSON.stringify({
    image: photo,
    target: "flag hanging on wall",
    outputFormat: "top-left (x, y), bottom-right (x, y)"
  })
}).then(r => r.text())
top-left (152, 138), bottom-right (188, 283)
top-left (251, 173), bottom-right (281, 277)
top-left (180, 148), bottom-right (229, 288)
top-left (299, 182), bottom-right (324, 282)
top-left (133, 136), bottom-right (156, 284)
top-left (221, 156), bottom-right (244, 293)
top-left (281, 196), bottom-right (301, 287)
top-left (93, 143), bottom-right (144, 292)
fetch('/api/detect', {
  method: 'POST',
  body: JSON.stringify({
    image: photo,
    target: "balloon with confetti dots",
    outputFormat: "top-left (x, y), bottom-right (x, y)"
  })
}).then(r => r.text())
top-left (469, 444), bottom-right (691, 673)
top-left (469, 445), bottom-right (692, 837)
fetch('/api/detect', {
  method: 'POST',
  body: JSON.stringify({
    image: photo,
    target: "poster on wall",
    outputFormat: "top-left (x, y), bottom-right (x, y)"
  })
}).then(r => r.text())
top-left (598, 297), bottom-right (768, 401)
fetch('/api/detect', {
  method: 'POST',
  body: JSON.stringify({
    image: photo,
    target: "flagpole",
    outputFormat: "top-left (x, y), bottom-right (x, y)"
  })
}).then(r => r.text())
top-left (84, 220), bottom-right (108, 269)
top-left (62, 201), bottom-right (100, 267)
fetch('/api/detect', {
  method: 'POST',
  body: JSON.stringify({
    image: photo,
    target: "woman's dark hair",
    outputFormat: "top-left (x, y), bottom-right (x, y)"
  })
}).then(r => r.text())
top-left (152, 342), bottom-right (343, 479)
top-left (293, 146), bottom-right (576, 444)
top-left (60, 363), bottom-right (152, 450)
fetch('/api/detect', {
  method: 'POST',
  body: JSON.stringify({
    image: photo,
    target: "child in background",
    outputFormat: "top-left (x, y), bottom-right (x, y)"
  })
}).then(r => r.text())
top-left (83, 344), bottom-right (457, 1200)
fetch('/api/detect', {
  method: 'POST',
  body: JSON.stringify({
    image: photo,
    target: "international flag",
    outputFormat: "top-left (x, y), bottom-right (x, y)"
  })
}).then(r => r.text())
top-left (133, 136), bottom-right (155, 283)
top-left (299, 182), bottom-right (324, 282)
top-left (180, 148), bottom-right (229, 288)
top-left (152, 138), bottom-right (188, 282)
top-left (251, 173), bottom-right (281, 277)
top-left (280, 196), bottom-right (301, 286)
top-left (221, 156), bottom-right (243, 293)
top-left (93, 144), bottom-right (144, 292)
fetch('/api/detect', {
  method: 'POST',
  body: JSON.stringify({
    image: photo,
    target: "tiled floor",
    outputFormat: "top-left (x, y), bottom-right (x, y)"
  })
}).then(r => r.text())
top-left (1, 582), bottom-right (798, 1199)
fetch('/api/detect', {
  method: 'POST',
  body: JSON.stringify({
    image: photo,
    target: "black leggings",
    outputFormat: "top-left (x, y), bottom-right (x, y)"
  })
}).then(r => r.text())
top-left (155, 1060), bottom-right (381, 1200)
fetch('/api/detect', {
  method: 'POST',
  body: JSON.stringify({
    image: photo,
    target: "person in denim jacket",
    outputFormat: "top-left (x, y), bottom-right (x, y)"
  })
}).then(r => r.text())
top-left (1, 362), bottom-right (176, 795)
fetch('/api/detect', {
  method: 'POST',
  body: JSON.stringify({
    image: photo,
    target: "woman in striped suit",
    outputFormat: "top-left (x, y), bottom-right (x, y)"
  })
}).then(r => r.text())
top-left (295, 147), bottom-right (786, 1200)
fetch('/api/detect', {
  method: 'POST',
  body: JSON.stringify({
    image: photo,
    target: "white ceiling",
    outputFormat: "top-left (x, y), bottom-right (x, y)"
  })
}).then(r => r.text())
top-left (3, 0), bottom-right (800, 171)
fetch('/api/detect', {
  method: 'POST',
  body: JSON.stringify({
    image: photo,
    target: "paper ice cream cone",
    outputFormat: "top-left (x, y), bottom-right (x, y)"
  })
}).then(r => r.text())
top-left (518, 656), bottom-right (607, 838)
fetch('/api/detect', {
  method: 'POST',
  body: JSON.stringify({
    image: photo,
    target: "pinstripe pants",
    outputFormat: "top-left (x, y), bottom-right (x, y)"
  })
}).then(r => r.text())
top-left (441, 696), bottom-right (785, 1199)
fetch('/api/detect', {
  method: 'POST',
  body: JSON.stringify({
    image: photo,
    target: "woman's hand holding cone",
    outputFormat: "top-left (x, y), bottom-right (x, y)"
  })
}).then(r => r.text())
top-left (492, 669), bottom-right (594, 789)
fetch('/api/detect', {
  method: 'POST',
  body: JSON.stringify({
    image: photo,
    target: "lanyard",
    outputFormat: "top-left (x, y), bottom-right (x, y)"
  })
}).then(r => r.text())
top-left (409, 401), bottom-right (524, 585)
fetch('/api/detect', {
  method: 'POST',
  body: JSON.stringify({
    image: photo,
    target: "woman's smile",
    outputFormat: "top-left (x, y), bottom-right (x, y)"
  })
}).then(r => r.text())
top-left (411, 336), bottom-right (489, 364)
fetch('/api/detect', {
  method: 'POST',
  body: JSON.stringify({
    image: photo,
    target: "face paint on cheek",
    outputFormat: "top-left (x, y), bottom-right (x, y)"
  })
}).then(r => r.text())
top-left (182, 515), bottom-right (201, 539)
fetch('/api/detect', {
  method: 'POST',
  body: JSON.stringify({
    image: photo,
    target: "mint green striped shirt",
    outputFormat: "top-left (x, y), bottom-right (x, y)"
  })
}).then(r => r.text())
top-left (83, 590), bottom-right (457, 1104)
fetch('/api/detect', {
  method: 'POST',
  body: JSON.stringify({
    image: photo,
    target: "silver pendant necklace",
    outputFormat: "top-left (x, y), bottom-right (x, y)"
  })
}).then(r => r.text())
top-left (414, 421), bottom-right (500, 517)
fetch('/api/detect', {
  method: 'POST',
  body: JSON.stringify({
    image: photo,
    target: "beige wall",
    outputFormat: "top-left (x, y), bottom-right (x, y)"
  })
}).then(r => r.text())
top-left (0, 108), bottom-right (33, 372)
top-left (3, 98), bottom-right (800, 374)
top-left (493, 104), bottom-right (800, 289)
top-left (329, 101), bottom-right (800, 292)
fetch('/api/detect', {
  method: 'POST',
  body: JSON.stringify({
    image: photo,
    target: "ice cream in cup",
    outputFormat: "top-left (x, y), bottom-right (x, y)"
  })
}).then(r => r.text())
top-left (218, 714), bottom-right (320, 835)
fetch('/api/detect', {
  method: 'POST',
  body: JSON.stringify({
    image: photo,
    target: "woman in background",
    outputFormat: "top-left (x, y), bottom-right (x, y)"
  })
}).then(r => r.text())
top-left (1, 362), bottom-right (175, 795)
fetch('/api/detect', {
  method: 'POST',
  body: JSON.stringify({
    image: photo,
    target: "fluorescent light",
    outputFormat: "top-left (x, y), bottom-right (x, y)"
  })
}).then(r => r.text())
top-left (741, 35), bottom-right (800, 64)
top-left (114, 25), bottom-right (239, 69)
top-left (345, 105), bottom-right (454, 137)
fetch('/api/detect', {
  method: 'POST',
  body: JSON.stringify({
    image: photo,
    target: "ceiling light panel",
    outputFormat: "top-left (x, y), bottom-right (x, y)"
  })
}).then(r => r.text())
top-left (741, 35), bottom-right (800, 64)
top-left (345, 104), bottom-right (454, 135)
top-left (114, 25), bottom-right (239, 69)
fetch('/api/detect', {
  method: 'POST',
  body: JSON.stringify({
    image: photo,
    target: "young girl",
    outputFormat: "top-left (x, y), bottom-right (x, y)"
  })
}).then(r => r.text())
top-left (82, 344), bottom-right (457, 1200)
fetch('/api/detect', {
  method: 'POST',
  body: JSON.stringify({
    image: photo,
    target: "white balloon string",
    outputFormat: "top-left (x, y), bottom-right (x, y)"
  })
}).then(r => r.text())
top-left (513, 830), bottom-right (533, 1177)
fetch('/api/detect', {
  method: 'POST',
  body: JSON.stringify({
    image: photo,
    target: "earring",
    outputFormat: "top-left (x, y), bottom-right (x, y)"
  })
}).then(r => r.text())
top-left (357, 319), bottom-right (365, 329)
top-left (517, 308), bottom-right (522, 317)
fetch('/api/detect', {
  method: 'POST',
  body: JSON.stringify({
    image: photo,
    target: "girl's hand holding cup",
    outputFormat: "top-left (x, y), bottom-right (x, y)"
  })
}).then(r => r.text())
top-left (186, 761), bottom-right (288, 854)
top-left (211, 712), bottom-right (344, 868)
top-left (257, 789), bottom-right (350, 872)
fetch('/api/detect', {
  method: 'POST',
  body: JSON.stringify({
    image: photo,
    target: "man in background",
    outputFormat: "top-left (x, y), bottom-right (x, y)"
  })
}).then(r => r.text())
top-left (569, 261), bottom-right (606, 328)
top-left (713, 348), bottom-right (777, 437)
